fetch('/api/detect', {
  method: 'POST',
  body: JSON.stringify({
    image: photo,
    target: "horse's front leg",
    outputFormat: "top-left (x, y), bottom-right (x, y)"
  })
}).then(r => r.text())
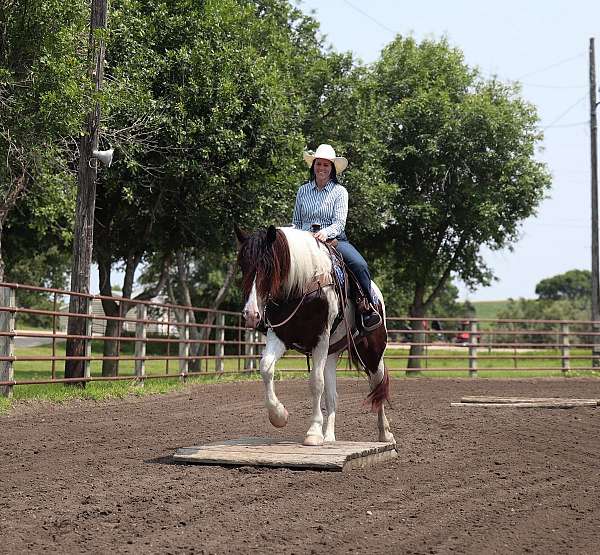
top-left (260, 330), bottom-right (288, 428)
top-left (303, 333), bottom-right (330, 446)
top-left (322, 352), bottom-right (340, 443)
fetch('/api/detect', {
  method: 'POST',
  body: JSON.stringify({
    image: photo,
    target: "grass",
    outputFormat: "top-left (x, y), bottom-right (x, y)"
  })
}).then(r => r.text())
top-left (471, 300), bottom-right (512, 320)
top-left (2, 340), bottom-right (600, 415)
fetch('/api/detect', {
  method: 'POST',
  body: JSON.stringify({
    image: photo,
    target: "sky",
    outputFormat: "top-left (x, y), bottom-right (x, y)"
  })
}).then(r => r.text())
top-left (296, 0), bottom-right (600, 302)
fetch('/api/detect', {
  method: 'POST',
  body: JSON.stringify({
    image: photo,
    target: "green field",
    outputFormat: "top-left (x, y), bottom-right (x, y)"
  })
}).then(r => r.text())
top-left (471, 300), bottom-right (513, 320)
top-left (2, 339), bottom-right (599, 414)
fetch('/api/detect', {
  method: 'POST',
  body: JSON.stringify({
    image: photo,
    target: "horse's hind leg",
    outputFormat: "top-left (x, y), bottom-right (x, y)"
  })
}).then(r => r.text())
top-left (377, 405), bottom-right (395, 444)
top-left (322, 352), bottom-right (340, 443)
top-left (370, 360), bottom-right (395, 444)
top-left (260, 331), bottom-right (288, 428)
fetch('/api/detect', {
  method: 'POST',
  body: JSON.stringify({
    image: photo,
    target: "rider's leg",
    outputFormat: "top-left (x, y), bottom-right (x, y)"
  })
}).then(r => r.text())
top-left (335, 240), bottom-right (382, 331)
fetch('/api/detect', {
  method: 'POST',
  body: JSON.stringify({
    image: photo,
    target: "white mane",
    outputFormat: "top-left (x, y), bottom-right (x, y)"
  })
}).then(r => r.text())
top-left (279, 227), bottom-right (332, 297)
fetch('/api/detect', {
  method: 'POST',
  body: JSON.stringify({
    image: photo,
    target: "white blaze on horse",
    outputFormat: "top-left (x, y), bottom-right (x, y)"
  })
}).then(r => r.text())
top-left (235, 225), bottom-right (395, 447)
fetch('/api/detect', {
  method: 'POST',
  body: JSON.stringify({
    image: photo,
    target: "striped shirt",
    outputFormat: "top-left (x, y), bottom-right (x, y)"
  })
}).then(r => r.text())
top-left (292, 180), bottom-right (348, 239)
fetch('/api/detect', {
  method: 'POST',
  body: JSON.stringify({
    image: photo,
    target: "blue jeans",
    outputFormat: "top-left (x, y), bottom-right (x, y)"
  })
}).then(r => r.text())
top-left (335, 239), bottom-right (375, 305)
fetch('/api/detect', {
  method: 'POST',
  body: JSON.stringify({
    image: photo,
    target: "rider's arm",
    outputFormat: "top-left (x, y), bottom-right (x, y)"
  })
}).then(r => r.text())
top-left (292, 187), bottom-right (303, 229)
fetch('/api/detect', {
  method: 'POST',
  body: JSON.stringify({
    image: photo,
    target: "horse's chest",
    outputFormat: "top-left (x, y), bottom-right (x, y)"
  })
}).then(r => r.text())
top-left (268, 296), bottom-right (329, 353)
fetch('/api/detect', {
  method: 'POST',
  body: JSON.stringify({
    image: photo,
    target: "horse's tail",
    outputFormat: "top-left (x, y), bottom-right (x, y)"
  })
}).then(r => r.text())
top-left (366, 368), bottom-right (390, 413)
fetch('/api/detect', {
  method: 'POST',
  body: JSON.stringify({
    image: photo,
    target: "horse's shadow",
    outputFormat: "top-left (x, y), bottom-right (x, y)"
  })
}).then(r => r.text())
top-left (145, 454), bottom-right (180, 465)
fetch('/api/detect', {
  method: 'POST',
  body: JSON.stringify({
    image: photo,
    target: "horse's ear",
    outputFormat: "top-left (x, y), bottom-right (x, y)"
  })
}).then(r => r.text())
top-left (266, 225), bottom-right (277, 245)
top-left (234, 224), bottom-right (248, 245)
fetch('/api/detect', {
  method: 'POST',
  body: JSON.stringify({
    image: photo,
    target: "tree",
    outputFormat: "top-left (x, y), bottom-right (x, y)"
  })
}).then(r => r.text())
top-left (0, 0), bottom-right (87, 280)
top-left (76, 0), bottom-right (333, 374)
top-left (363, 36), bottom-right (551, 370)
top-left (3, 193), bottom-right (74, 327)
top-left (535, 269), bottom-right (591, 301)
top-left (496, 269), bottom-right (593, 347)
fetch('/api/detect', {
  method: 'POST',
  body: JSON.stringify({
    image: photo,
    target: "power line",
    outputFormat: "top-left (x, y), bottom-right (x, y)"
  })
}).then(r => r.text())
top-left (520, 82), bottom-right (586, 89)
top-left (516, 53), bottom-right (585, 80)
top-left (337, 3), bottom-right (584, 97)
top-left (544, 120), bottom-right (588, 129)
top-left (542, 95), bottom-right (587, 130)
top-left (341, 0), bottom-right (397, 36)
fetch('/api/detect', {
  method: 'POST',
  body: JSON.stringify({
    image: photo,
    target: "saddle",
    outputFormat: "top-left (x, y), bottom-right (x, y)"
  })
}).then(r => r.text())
top-left (322, 242), bottom-right (371, 356)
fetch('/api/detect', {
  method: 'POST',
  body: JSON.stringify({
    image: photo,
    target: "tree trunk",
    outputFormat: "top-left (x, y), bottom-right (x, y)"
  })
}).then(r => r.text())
top-left (407, 288), bottom-right (426, 376)
top-left (97, 254), bottom-right (120, 377)
top-left (97, 253), bottom-right (142, 377)
top-left (175, 252), bottom-right (201, 372)
top-left (198, 261), bottom-right (236, 357)
top-left (0, 219), bottom-right (4, 282)
top-left (171, 255), bottom-right (236, 368)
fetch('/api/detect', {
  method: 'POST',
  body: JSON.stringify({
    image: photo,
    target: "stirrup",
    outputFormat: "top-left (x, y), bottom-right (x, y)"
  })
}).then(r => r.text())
top-left (361, 308), bottom-right (382, 333)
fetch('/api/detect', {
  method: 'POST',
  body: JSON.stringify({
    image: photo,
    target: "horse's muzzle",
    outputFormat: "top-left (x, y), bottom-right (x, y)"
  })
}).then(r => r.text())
top-left (242, 308), bottom-right (261, 329)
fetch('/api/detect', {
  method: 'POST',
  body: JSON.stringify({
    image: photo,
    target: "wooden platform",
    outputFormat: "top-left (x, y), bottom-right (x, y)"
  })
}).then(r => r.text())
top-left (173, 437), bottom-right (398, 471)
top-left (451, 396), bottom-right (600, 408)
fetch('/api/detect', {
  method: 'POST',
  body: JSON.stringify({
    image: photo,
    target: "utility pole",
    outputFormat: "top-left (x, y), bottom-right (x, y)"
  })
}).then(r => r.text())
top-left (590, 37), bottom-right (600, 367)
top-left (65, 0), bottom-right (109, 383)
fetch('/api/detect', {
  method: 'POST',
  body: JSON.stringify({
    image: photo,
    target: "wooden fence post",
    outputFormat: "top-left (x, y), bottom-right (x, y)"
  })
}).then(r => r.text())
top-left (244, 329), bottom-right (255, 371)
top-left (561, 323), bottom-right (570, 374)
top-left (179, 309), bottom-right (190, 380)
top-left (215, 312), bottom-right (225, 373)
top-left (135, 304), bottom-right (147, 384)
top-left (84, 301), bottom-right (93, 379)
top-left (0, 286), bottom-right (16, 397)
top-left (469, 320), bottom-right (478, 378)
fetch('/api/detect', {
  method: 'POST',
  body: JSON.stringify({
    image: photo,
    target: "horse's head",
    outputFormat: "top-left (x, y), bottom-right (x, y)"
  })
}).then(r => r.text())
top-left (235, 224), bottom-right (291, 328)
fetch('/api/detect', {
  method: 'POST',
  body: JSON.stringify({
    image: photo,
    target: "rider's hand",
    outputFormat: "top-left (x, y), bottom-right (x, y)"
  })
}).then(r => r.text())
top-left (313, 230), bottom-right (328, 242)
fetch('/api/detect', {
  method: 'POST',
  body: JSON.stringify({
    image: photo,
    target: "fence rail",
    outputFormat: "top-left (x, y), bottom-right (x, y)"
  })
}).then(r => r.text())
top-left (2, 281), bottom-right (600, 396)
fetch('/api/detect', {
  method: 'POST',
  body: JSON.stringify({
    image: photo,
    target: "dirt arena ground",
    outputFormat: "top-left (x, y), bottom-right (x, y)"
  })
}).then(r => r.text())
top-left (1, 377), bottom-right (600, 554)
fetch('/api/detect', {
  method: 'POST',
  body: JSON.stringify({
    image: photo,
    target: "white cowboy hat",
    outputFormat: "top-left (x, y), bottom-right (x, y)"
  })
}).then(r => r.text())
top-left (303, 143), bottom-right (348, 174)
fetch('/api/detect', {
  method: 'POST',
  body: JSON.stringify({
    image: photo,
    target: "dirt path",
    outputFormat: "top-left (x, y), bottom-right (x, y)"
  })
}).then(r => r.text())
top-left (1, 377), bottom-right (599, 554)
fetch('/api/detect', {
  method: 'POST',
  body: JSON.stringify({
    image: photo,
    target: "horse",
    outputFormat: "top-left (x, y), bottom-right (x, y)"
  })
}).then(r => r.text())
top-left (235, 224), bottom-right (395, 447)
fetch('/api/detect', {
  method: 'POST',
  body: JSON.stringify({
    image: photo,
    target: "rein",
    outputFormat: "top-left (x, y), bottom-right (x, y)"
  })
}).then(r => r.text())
top-left (263, 282), bottom-right (334, 329)
top-left (264, 291), bottom-right (306, 329)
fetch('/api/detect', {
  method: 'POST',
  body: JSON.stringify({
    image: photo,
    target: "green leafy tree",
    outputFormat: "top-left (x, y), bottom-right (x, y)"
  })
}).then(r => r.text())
top-left (0, 0), bottom-right (87, 280)
top-left (90, 0), bottom-right (331, 374)
top-left (535, 269), bottom-right (591, 301)
top-left (360, 36), bottom-right (551, 369)
top-left (496, 270), bottom-right (593, 347)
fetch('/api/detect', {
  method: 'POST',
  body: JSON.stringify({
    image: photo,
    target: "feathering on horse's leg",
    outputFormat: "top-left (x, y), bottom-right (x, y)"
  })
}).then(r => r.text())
top-left (372, 361), bottom-right (395, 444)
top-left (303, 333), bottom-right (330, 446)
top-left (260, 331), bottom-right (288, 428)
top-left (322, 352), bottom-right (340, 443)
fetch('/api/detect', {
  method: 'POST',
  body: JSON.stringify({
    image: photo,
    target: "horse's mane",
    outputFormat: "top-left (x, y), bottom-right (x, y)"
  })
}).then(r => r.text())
top-left (238, 227), bottom-right (331, 301)
top-left (280, 228), bottom-right (331, 298)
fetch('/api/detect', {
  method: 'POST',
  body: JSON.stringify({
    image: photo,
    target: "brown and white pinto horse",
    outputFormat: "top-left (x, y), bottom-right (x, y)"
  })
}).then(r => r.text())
top-left (235, 224), bottom-right (395, 447)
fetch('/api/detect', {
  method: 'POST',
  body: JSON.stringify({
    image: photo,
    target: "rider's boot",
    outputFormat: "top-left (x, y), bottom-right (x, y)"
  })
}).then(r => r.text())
top-left (356, 296), bottom-right (382, 333)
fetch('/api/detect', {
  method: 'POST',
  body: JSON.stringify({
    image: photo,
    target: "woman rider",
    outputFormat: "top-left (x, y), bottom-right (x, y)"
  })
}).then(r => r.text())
top-left (292, 144), bottom-right (382, 332)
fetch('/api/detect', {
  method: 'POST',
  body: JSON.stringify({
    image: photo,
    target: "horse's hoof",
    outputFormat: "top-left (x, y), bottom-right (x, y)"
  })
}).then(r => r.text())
top-left (303, 434), bottom-right (324, 446)
top-left (268, 407), bottom-right (288, 428)
top-left (379, 432), bottom-right (396, 444)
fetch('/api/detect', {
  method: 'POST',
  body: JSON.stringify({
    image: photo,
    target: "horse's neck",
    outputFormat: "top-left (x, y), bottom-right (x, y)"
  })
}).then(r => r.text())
top-left (280, 229), bottom-right (332, 297)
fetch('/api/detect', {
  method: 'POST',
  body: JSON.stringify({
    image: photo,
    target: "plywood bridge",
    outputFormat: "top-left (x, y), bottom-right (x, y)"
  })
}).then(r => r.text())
top-left (173, 437), bottom-right (398, 471)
